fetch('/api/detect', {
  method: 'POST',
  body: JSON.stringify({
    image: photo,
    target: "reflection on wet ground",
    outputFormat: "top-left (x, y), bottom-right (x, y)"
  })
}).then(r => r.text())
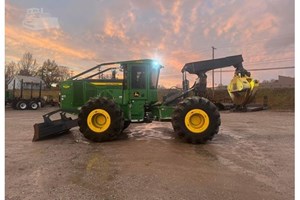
top-left (127, 122), bottom-right (174, 141)
top-left (5, 108), bottom-right (294, 200)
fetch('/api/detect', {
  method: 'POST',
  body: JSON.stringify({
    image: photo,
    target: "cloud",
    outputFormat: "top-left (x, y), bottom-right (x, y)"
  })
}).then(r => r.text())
top-left (5, 0), bottom-right (294, 87)
top-left (6, 26), bottom-right (95, 59)
top-left (103, 16), bottom-right (127, 40)
top-left (5, 24), bottom-right (97, 71)
top-left (171, 0), bottom-right (182, 34)
top-left (155, 0), bottom-right (167, 16)
top-left (203, 28), bottom-right (210, 38)
top-left (5, 2), bottom-right (23, 23)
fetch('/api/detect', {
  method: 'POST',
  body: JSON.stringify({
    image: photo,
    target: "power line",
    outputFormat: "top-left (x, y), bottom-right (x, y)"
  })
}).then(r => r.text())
top-left (160, 66), bottom-right (294, 77)
top-left (218, 66), bottom-right (294, 73)
top-left (243, 49), bottom-right (294, 58)
top-left (212, 46), bottom-right (217, 98)
top-left (244, 59), bottom-right (294, 66)
top-left (216, 36), bottom-right (294, 50)
top-left (249, 66), bottom-right (294, 71)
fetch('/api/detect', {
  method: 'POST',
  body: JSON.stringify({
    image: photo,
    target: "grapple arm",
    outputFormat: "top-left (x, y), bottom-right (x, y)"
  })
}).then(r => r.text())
top-left (181, 54), bottom-right (258, 106)
top-left (182, 55), bottom-right (248, 75)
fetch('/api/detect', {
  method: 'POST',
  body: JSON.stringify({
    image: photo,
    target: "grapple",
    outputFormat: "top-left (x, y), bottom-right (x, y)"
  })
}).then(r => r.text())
top-left (227, 75), bottom-right (259, 106)
top-left (33, 109), bottom-right (78, 141)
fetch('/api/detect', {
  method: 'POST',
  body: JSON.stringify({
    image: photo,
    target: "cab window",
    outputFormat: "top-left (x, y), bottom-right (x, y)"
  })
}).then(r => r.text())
top-left (131, 66), bottom-right (146, 89)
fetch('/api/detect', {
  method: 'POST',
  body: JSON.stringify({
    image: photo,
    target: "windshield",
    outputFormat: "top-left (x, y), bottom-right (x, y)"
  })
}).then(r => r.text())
top-left (150, 66), bottom-right (160, 89)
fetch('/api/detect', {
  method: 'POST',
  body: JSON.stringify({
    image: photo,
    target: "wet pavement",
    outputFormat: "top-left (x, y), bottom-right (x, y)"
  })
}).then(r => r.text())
top-left (5, 107), bottom-right (294, 200)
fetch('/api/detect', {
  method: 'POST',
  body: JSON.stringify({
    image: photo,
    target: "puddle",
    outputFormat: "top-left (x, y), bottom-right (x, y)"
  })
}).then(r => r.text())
top-left (71, 122), bottom-right (175, 143)
top-left (128, 123), bottom-right (174, 141)
top-left (72, 131), bottom-right (90, 144)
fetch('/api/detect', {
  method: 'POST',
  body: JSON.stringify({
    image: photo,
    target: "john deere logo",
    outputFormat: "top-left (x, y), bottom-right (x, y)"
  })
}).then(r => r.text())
top-left (63, 85), bottom-right (70, 89)
top-left (133, 91), bottom-right (140, 97)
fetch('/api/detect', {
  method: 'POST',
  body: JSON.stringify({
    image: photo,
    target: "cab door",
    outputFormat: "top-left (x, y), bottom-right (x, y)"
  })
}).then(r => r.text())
top-left (128, 64), bottom-right (148, 122)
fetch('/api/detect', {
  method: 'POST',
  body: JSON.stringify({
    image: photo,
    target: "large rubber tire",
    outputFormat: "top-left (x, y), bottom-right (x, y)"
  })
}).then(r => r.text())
top-left (16, 100), bottom-right (28, 110)
top-left (172, 96), bottom-right (221, 144)
top-left (29, 101), bottom-right (39, 110)
top-left (78, 98), bottom-right (124, 142)
top-left (123, 121), bottom-right (131, 130)
top-left (11, 100), bottom-right (18, 109)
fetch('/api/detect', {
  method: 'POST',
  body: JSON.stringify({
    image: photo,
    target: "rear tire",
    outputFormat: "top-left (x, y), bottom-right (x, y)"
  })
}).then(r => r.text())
top-left (16, 100), bottom-right (28, 110)
top-left (172, 96), bottom-right (220, 144)
top-left (78, 98), bottom-right (124, 142)
top-left (29, 101), bottom-right (39, 110)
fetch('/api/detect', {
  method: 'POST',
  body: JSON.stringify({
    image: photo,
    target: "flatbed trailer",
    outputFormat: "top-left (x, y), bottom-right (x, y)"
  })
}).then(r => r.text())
top-left (5, 79), bottom-right (43, 110)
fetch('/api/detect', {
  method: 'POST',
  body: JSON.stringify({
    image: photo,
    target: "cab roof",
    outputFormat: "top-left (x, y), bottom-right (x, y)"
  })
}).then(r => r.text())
top-left (70, 59), bottom-right (163, 80)
top-left (101, 59), bottom-right (161, 66)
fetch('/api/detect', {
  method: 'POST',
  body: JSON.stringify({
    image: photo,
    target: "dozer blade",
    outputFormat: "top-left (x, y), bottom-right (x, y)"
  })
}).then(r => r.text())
top-left (227, 75), bottom-right (259, 106)
top-left (33, 109), bottom-right (79, 141)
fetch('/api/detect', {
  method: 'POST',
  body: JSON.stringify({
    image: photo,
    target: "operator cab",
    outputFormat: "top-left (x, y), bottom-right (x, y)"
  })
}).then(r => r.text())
top-left (121, 60), bottom-right (162, 122)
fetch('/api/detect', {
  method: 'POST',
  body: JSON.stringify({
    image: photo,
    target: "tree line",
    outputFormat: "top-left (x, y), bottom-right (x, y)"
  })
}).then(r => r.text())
top-left (5, 52), bottom-right (73, 88)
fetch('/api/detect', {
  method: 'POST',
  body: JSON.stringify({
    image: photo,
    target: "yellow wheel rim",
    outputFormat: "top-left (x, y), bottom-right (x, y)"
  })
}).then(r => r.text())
top-left (87, 109), bottom-right (111, 133)
top-left (184, 109), bottom-right (209, 133)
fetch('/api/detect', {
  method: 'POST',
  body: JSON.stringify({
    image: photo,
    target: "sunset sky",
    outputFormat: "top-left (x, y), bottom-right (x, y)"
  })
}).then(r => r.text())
top-left (5, 0), bottom-right (294, 87)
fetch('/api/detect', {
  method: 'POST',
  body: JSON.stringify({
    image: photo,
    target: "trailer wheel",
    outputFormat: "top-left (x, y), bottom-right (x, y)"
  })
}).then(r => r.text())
top-left (78, 98), bottom-right (124, 142)
top-left (11, 100), bottom-right (18, 109)
top-left (16, 100), bottom-right (28, 110)
top-left (29, 101), bottom-right (39, 110)
top-left (172, 96), bottom-right (221, 144)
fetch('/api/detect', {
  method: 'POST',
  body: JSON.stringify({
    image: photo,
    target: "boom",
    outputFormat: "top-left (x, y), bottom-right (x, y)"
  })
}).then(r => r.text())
top-left (181, 55), bottom-right (258, 107)
top-left (182, 55), bottom-right (250, 76)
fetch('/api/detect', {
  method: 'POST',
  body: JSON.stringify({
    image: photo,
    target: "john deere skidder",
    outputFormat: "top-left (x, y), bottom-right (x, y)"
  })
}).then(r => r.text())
top-left (33, 55), bottom-right (258, 144)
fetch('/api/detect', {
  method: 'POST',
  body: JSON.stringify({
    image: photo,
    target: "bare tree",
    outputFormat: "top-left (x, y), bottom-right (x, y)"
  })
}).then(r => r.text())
top-left (37, 60), bottom-right (72, 88)
top-left (58, 66), bottom-right (72, 81)
top-left (5, 61), bottom-right (17, 82)
top-left (17, 52), bottom-right (38, 76)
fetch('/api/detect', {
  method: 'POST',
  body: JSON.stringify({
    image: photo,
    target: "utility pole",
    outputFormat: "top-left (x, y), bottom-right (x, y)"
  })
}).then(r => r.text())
top-left (220, 68), bottom-right (222, 86)
top-left (212, 46), bottom-right (216, 98)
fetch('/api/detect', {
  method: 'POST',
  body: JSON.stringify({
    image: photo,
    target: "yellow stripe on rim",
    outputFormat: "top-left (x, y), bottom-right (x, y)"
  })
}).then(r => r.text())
top-left (87, 109), bottom-right (111, 133)
top-left (184, 109), bottom-right (209, 133)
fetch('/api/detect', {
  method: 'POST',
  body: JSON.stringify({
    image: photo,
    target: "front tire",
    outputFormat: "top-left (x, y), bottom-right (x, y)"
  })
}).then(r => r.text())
top-left (16, 100), bottom-right (28, 110)
top-left (78, 98), bottom-right (124, 142)
top-left (172, 97), bottom-right (220, 144)
top-left (123, 121), bottom-right (131, 130)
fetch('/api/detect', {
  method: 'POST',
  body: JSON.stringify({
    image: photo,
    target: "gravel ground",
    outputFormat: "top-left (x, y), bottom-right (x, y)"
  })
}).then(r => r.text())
top-left (5, 107), bottom-right (294, 200)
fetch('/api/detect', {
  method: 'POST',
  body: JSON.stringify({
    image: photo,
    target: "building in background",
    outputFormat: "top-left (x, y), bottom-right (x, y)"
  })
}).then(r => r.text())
top-left (260, 75), bottom-right (294, 88)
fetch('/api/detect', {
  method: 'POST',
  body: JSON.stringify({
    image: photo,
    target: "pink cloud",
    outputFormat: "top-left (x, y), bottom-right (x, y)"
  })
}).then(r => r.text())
top-left (171, 0), bottom-right (182, 34)
top-left (5, 1), bottom-right (294, 88)
top-left (103, 17), bottom-right (127, 40)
